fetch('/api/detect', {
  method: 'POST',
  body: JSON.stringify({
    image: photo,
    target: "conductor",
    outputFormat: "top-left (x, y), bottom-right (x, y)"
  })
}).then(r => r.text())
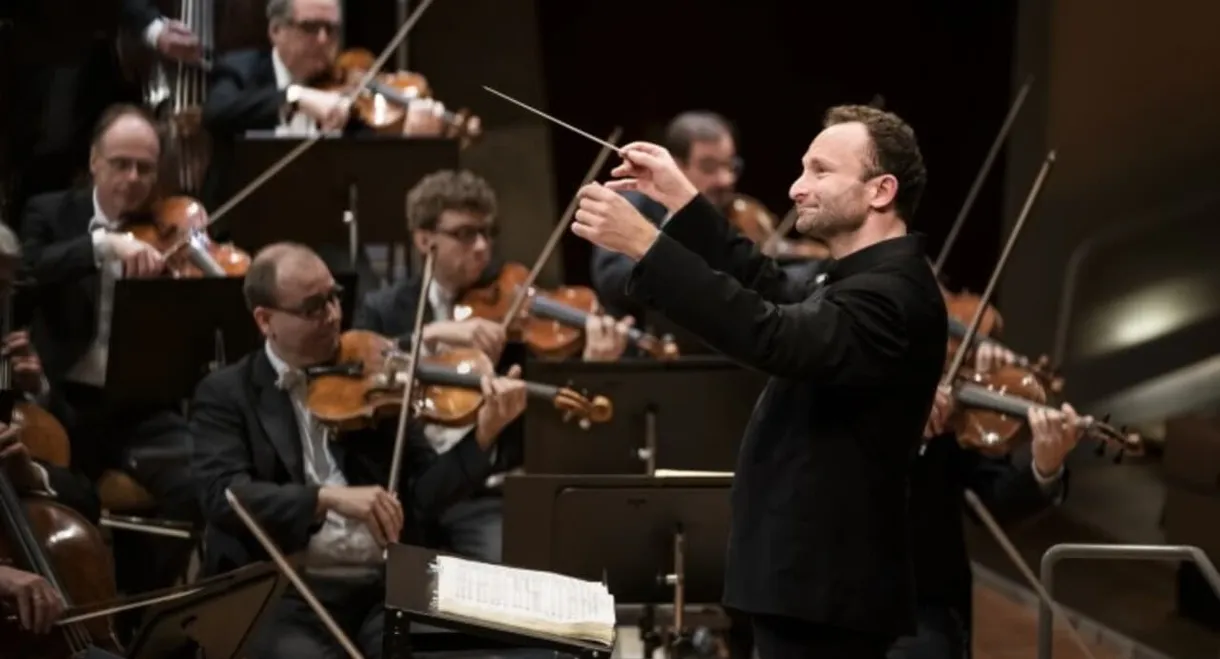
top-left (572, 105), bottom-right (948, 658)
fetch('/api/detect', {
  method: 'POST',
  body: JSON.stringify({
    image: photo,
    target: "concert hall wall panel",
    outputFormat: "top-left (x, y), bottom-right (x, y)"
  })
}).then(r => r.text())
top-left (1002, 0), bottom-right (1220, 414)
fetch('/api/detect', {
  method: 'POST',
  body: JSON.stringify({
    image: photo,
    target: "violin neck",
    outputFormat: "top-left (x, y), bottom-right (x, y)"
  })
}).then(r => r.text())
top-left (953, 382), bottom-right (1045, 419)
top-left (413, 361), bottom-right (559, 401)
top-left (529, 296), bottom-right (652, 350)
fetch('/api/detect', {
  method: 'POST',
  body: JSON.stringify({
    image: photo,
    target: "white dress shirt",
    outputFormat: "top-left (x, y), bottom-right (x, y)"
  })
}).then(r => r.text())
top-left (264, 343), bottom-right (382, 568)
top-left (65, 189), bottom-right (123, 388)
top-left (271, 49), bottom-right (320, 137)
top-left (422, 281), bottom-right (476, 455)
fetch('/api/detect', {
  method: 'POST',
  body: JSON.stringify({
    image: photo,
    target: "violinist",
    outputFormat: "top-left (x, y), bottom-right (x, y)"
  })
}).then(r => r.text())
top-left (573, 105), bottom-right (945, 659)
top-left (17, 105), bottom-right (199, 598)
top-left (189, 242), bottom-right (528, 659)
top-left (354, 169), bottom-right (630, 564)
top-left (891, 343), bottom-right (1082, 659)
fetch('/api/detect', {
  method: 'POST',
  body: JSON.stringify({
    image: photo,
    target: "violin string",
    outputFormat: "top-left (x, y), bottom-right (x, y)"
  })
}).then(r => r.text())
top-left (500, 127), bottom-right (623, 330)
top-left (482, 87), bottom-right (623, 155)
top-left (931, 75), bottom-right (1034, 275)
top-left (225, 489), bottom-right (366, 659)
top-left (963, 490), bottom-right (1100, 659)
top-left (163, 0), bottom-right (440, 257)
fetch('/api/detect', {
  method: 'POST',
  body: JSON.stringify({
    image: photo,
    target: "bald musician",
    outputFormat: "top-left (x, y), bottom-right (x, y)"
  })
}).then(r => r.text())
top-left (573, 105), bottom-right (946, 658)
top-left (190, 243), bottom-right (528, 659)
top-left (18, 104), bottom-right (199, 600)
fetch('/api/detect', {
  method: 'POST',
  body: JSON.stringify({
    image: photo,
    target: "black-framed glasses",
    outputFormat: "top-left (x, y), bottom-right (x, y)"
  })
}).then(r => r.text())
top-left (271, 284), bottom-right (343, 320)
top-left (104, 156), bottom-right (157, 177)
top-left (691, 156), bottom-right (743, 177)
top-left (434, 224), bottom-right (498, 245)
top-left (288, 19), bottom-right (341, 37)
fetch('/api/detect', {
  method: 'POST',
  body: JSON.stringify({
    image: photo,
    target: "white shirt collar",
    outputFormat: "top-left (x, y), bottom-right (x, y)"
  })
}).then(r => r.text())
top-left (264, 341), bottom-right (292, 378)
top-left (90, 187), bottom-right (114, 229)
top-left (427, 279), bottom-right (456, 310)
top-left (271, 48), bottom-right (294, 89)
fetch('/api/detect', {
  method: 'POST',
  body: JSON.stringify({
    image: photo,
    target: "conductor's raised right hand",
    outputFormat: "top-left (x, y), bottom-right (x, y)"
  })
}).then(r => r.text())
top-left (318, 485), bottom-right (404, 547)
top-left (607, 142), bottom-right (699, 213)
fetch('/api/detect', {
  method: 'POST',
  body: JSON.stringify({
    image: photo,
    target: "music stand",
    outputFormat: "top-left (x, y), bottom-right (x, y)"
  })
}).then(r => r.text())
top-left (105, 275), bottom-right (358, 407)
top-left (227, 135), bottom-right (459, 253)
top-left (503, 474), bottom-right (733, 657)
top-left (384, 543), bottom-right (614, 659)
top-left (521, 357), bottom-right (767, 474)
top-left (125, 562), bottom-right (288, 659)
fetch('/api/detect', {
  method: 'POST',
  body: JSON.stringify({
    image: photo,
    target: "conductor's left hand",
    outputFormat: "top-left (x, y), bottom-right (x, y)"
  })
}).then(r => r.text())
top-left (573, 183), bottom-right (660, 261)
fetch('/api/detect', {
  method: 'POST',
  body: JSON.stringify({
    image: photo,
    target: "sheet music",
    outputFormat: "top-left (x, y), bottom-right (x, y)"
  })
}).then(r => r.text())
top-left (653, 469), bottom-right (734, 478)
top-left (433, 555), bottom-right (615, 631)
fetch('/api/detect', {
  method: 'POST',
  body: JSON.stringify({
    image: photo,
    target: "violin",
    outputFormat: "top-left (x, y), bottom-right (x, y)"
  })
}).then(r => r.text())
top-left (730, 196), bottom-right (829, 261)
top-left (118, 195), bottom-right (251, 278)
top-left (457, 263), bottom-right (679, 361)
top-left (0, 419), bottom-right (123, 658)
top-left (304, 330), bottom-right (613, 433)
top-left (947, 364), bottom-right (1140, 458)
top-left (325, 48), bottom-right (482, 148)
top-left (939, 284), bottom-right (1063, 394)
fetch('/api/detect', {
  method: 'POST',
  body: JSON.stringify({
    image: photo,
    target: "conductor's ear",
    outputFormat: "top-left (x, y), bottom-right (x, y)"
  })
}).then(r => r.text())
top-left (252, 307), bottom-right (274, 338)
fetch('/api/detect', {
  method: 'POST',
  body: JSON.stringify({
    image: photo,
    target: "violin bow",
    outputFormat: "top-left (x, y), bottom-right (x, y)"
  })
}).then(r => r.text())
top-left (499, 127), bottom-right (624, 328)
top-left (386, 246), bottom-right (435, 496)
top-left (939, 152), bottom-right (1101, 659)
top-left (158, 0), bottom-right (441, 260)
top-left (225, 489), bottom-right (367, 659)
top-left (931, 75), bottom-right (1034, 276)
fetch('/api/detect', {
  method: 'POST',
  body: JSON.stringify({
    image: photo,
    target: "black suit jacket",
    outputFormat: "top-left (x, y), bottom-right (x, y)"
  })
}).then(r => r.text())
top-left (119, 0), bottom-right (161, 35)
top-left (910, 432), bottom-right (1066, 629)
top-left (625, 195), bottom-right (947, 637)
top-left (18, 189), bottom-right (103, 389)
top-left (189, 346), bottom-right (495, 576)
top-left (589, 191), bottom-right (667, 321)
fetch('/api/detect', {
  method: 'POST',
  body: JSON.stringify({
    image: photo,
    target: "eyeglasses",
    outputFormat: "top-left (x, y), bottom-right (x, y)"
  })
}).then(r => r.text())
top-left (104, 156), bottom-right (157, 177)
top-left (434, 224), bottom-right (498, 245)
top-left (691, 156), bottom-right (743, 177)
top-left (270, 285), bottom-right (343, 320)
top-left (288, 19), bottom-right (341, 36)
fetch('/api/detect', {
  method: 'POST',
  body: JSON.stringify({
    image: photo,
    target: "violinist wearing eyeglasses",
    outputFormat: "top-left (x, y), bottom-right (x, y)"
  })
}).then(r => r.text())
top-left (354, 169), bottom-right (632, 566)
top-left (889, 343), bottom-right (1083, 659)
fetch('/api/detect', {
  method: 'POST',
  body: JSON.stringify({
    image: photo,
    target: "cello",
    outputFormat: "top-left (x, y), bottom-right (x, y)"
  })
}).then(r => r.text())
top-left (0, 417), bottom-right (123, 658)
top-left (0, 292), bottom-right (71, 469)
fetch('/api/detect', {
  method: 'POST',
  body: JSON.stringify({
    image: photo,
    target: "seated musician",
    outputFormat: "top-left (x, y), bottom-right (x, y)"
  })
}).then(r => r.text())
top-left (354, 169), bottom-right (631, 564)
top-left (190, 242), bottom-right (528, 659)
top-left (17, 104), bottom-right (199, 597)
top-left (889, 343), bottom-right (1081, 659)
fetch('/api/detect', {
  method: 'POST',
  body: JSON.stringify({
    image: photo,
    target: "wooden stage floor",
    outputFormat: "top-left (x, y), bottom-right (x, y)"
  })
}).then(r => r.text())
top-left (972, 581), bottom-right (1126, 659)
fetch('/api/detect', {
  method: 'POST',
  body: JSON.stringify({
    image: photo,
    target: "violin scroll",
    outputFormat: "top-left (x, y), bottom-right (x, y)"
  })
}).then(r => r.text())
top-left (552, 385), bottom-right (613, 430)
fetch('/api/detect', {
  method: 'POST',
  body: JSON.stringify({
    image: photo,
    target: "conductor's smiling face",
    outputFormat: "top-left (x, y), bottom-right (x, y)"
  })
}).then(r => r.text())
top-left (788, 122), bottom-right (883, 239)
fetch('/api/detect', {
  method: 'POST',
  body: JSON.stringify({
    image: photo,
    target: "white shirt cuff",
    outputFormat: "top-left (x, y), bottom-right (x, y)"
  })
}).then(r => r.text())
top-left (1031, 459), bottom-right (1064, 489)
top-left (91, 229), bottom-right (115, 266)
top-left (32, 463), bottom-right (57, 497)
top-left (144, 18), bottom-right (166, 49)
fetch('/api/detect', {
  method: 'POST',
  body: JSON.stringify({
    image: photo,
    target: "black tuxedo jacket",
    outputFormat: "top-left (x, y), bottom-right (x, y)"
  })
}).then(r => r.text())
top-left (625, 195), bottom-right (947, 637)
top-left (18, 189), bottom-right (103, 389)
top-left (189, 346), bottom-right (495, 576)
top-left (911, 432), bottom-right (1066, 627)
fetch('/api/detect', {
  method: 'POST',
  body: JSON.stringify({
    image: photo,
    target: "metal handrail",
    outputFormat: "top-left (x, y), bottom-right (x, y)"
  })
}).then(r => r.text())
top-left (1037, 543), bottom-right (1220, 659)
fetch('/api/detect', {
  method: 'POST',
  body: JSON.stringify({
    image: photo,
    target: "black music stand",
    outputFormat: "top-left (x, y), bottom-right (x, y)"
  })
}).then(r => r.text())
top-left (125, 562), bottom-right (287, 659)
top-left (226, 135), bottom-right (459, 252)
top-left (384, 543), bottom-right (614, 659)
top-left (521, 357), bottom-right (767, 474)
top-left (105, 275), bottom-right (358, 407)
top-left (503, 474), bottom-right (733, 658)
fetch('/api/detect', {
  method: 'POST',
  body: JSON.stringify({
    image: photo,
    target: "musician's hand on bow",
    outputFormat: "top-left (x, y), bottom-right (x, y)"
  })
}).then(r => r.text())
top-left (605, 142), bottom-right (699, 213)
top-left (0, 421), bottom-right (41, 494)
top-left (422, 319), bottom-right (505, 364)
top-left (0, 565), bottom-right (64, 634)
top-left (107, 234), bottom-right (165, 278)
top-left (975, 342), bottom-right (1017, 374)
top-left (475, 364), bottom-right (528, 449)
top-left (156, 20), bottom-right (202, 63)
top-left (573, 183), bottom-right (660, 261)
top-left (403, 99), bottom-right (446, 137)
top-left (317, 486), bottom-right (403, 547)
top-left (923, 384), bottom-right (955, 439)
top-left (297, 88), bottom-right (352, 131)
top-left (582, 314), bottom-right (632, 362)
top-left (1029, 403), bottom-right (1085, 479)
top-left (1, 331), bottom-right (44, 396)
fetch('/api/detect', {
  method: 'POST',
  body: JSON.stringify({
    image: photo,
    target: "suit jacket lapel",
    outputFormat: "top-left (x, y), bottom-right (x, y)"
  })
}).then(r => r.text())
top-left (69, 188), bottom-right (102, 314)
top-left (249, 349), bottom-right (306, 483)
